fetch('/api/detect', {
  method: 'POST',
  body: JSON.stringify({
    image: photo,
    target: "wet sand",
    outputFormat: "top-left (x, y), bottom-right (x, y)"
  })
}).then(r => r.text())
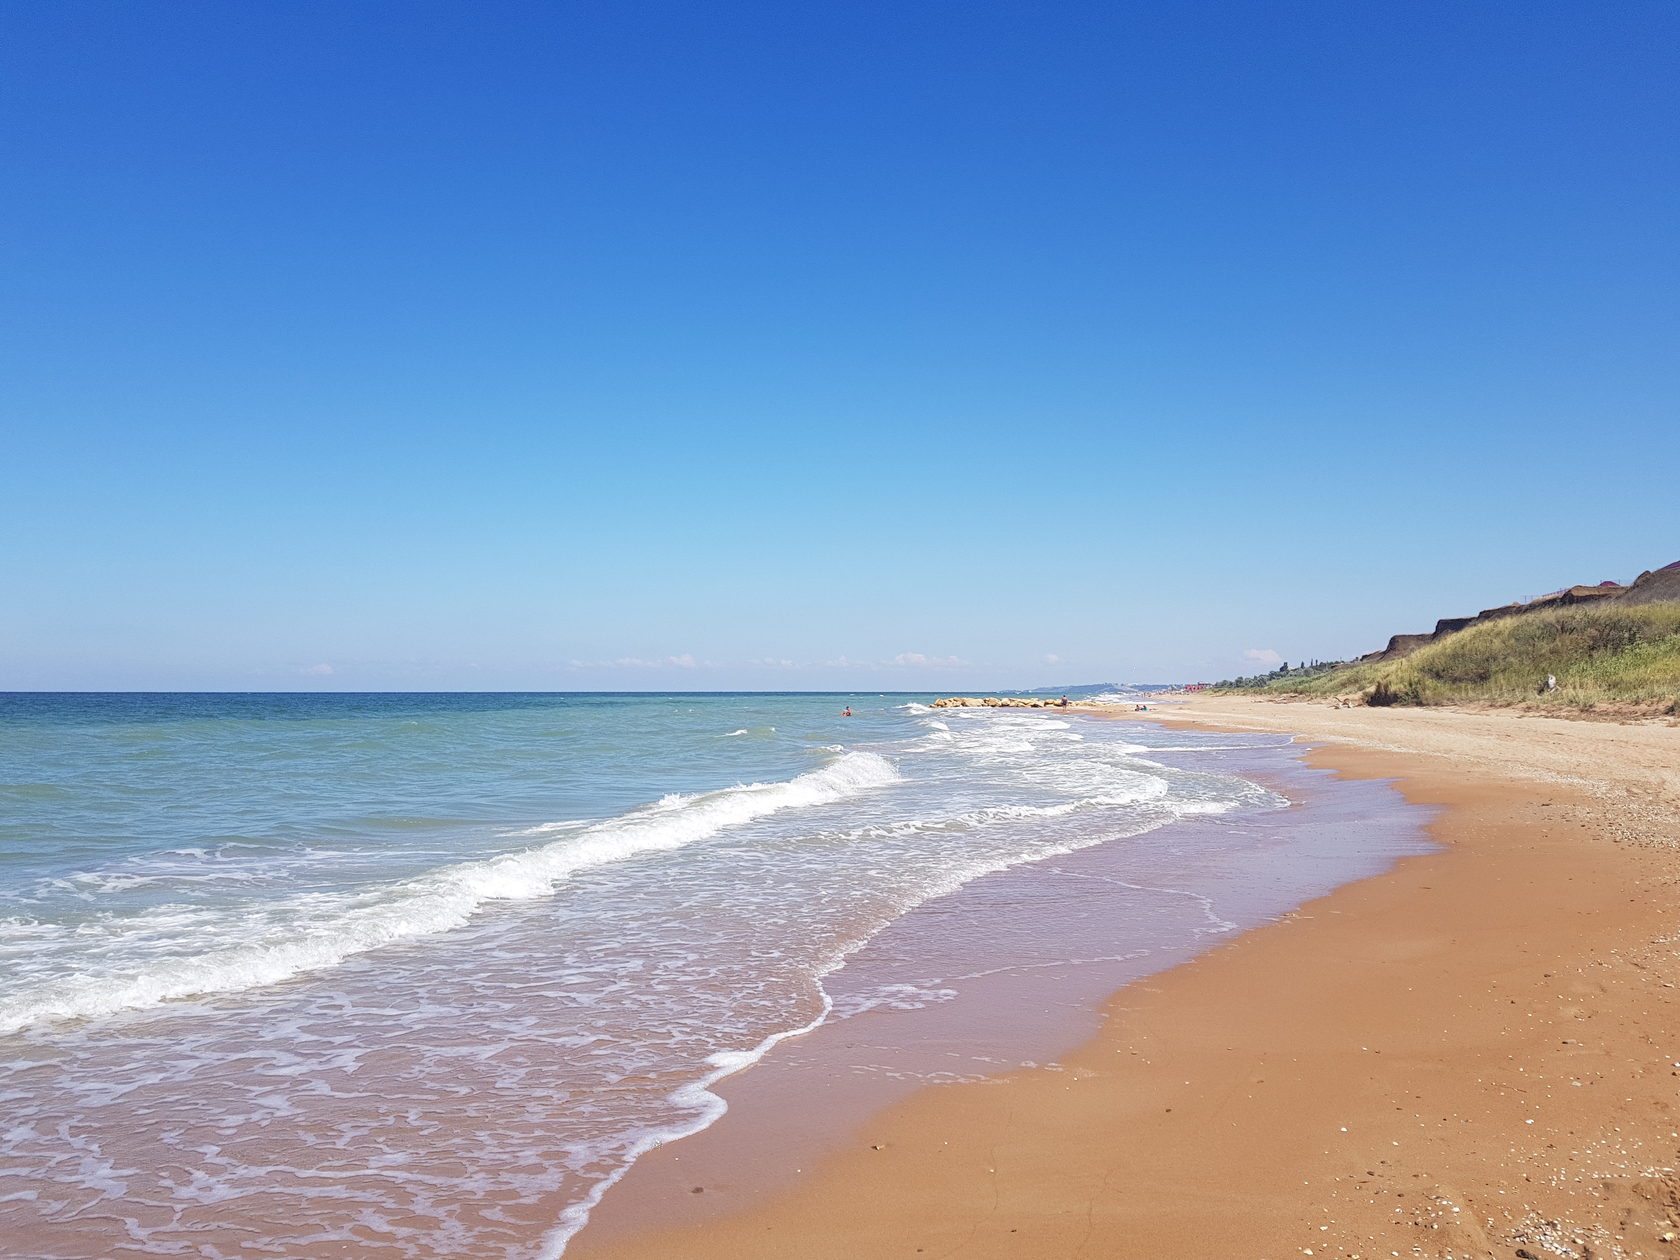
top-left (568, 696), bottom-right (1680, 1260)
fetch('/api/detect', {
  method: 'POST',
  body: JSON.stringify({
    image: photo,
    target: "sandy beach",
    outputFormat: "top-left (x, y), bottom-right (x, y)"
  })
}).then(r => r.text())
top-left (568, 696), bottom-right (1680, 1260)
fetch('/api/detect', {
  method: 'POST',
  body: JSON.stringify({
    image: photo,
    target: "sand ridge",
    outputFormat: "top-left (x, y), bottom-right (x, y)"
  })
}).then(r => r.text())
top-left (568, 697), bottom-right (1680, 1260)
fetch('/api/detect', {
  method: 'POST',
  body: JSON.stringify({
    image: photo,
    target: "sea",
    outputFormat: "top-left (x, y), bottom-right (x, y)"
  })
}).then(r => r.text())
top-left (0, 692), bottom-right (1432, 1258)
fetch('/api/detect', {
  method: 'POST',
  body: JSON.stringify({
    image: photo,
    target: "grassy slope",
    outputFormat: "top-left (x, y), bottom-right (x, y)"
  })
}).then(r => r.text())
top-left (1248, 602), bottom-right (1680, 712)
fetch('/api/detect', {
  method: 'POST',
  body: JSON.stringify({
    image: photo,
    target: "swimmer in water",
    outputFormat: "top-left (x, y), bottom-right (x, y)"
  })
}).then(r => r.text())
top-left (841, 706), bottom-right (852, 717)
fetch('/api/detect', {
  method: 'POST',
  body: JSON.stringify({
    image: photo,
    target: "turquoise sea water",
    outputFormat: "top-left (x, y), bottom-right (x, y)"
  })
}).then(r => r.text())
top-left (0, 692), bottom-right (1424, 1258)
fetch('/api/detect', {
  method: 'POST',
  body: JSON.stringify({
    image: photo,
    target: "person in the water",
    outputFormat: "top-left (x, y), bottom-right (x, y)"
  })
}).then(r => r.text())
top-left (841, 706), bottom-right (852, 717)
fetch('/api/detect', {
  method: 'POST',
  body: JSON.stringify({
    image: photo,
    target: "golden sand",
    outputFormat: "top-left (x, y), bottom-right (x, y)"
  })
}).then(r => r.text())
top-left (569, 696), bottom-right (1680, 1260)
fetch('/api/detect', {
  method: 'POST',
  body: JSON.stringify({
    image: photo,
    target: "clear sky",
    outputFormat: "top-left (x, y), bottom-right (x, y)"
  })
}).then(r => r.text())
top-left (3, 0), bottom-right (1676, 691)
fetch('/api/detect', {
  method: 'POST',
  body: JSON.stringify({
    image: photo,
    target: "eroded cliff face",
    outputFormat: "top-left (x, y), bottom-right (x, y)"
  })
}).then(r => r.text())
top-left (1617, 565), bottom-right (1680, 606)
top-left (1358, 572), bottom-right (1680, 664)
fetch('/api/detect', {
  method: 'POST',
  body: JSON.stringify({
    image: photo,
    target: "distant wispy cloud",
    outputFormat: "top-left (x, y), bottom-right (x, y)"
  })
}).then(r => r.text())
top-left (563, 651), bottom-right (967, 673)
top-left (812, 652), bottom-right (968, 670)
top-left (1242, 648), bottom-right (1283, 667)
top-left (567, 654), bottom-right (700, 669)
top-left (1044, 653), bottom-right (1060, 665)
top-left (299, 663), bottom-right (335, 676)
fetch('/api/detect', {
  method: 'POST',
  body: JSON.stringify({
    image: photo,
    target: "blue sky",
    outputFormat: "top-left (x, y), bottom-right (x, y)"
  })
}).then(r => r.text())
top-left (3, 0), bottom-right (1676, 690)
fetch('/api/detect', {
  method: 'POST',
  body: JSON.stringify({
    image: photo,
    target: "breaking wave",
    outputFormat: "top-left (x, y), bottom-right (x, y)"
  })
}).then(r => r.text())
top-left (0, 752), bottom-right (898, 1033)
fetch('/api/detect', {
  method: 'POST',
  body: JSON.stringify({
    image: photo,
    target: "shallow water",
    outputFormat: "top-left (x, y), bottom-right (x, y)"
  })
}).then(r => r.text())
top-left (0, 693), bottom-right (1429, 1258)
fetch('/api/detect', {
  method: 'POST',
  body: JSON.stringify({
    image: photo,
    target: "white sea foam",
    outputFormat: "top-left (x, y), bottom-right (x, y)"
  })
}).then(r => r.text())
top-left (2, 696), bottom-right (1326, 1260)
top-left (531, 719), bottom-right (1289, 1253)
top-left (538, 993), bottom-right (837, 1260)
top-left (828, 982), bottom-right (960, 1019)
top-left (0, 751), bottom-right (899, 1034)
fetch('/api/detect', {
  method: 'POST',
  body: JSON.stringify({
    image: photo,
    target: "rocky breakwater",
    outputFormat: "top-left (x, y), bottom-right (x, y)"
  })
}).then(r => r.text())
top-left (930, 696), bottom-right (1073, 709)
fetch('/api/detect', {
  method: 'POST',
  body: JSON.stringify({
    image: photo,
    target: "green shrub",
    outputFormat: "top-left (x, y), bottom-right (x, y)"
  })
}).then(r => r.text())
top-left (1220, 602), bottom-right (1680, 711)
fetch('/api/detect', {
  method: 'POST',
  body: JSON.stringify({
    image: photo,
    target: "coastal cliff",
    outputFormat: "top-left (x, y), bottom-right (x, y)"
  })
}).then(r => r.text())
top-left (1217, 557), bottom-right (1680, 712)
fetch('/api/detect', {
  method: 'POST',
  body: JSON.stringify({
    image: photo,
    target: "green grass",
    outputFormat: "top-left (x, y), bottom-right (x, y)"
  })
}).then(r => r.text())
top-left (1238, 602), bottom-right (1680, 713)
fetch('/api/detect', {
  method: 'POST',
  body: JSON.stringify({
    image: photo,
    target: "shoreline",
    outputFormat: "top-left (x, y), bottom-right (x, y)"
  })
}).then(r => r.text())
top-left (567, 697), bottom-right (1680, 1260)
top-left (561, 719), bottom-right (1429, 1255)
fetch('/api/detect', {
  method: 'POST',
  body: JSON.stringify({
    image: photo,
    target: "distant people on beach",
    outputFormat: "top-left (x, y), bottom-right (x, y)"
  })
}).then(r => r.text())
top-left (1058, 695), bottom-right (1069, 707)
